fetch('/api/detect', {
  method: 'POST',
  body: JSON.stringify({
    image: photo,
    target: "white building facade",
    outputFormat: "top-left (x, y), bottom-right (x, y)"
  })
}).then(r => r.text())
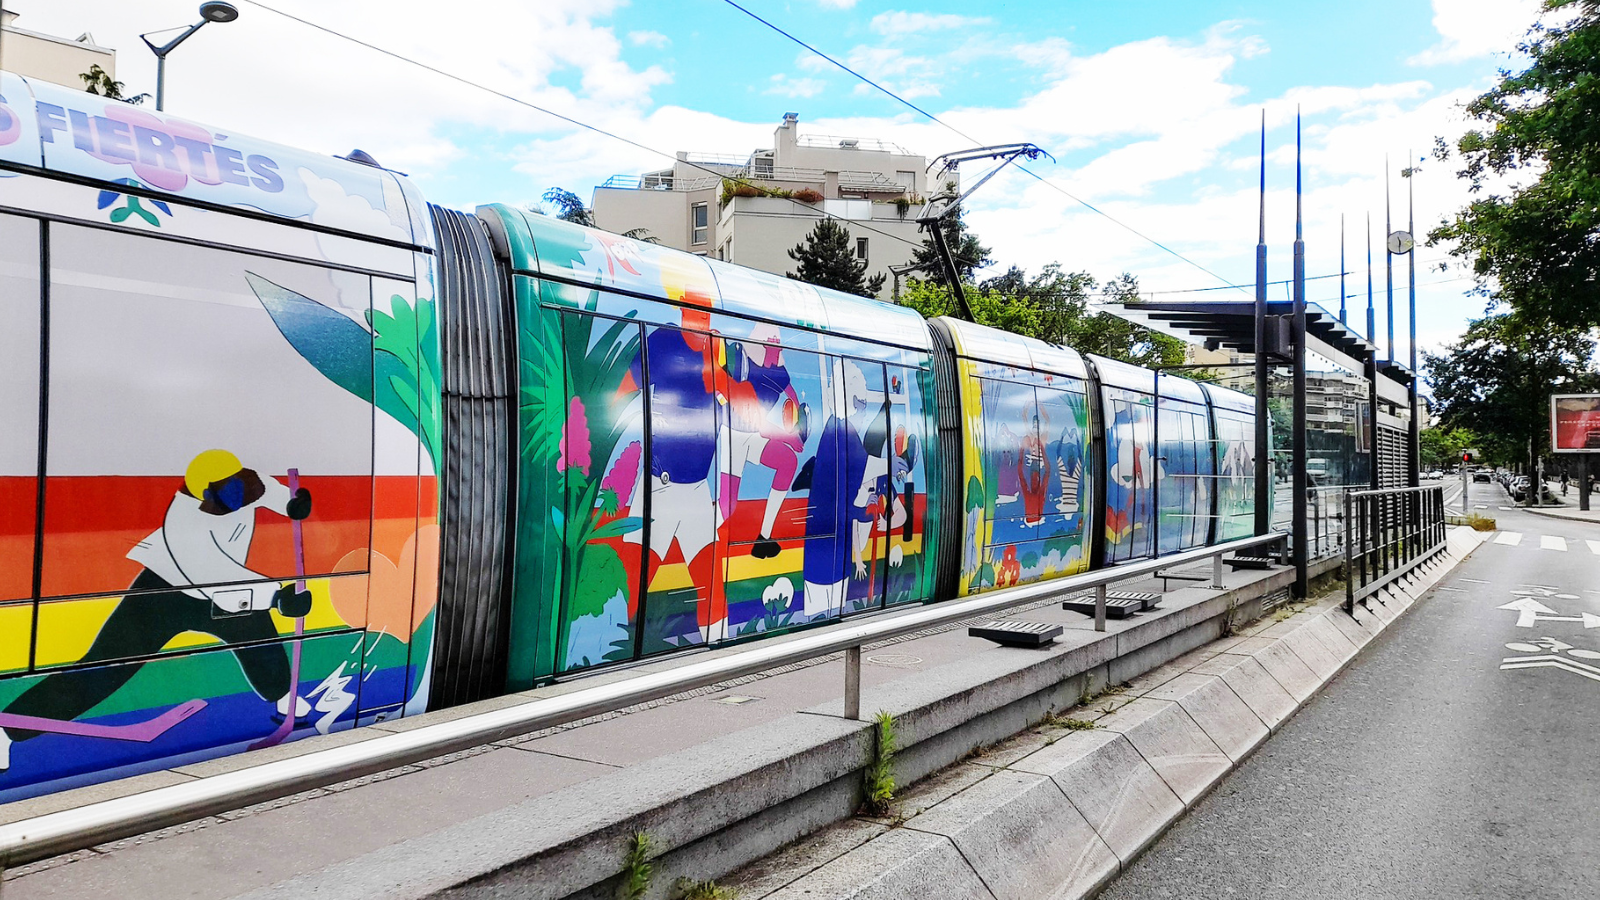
top-left (592, 113), bottom-right (937, 298)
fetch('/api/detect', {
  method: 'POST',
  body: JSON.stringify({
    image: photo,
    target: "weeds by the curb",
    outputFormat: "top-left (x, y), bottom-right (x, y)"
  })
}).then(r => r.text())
top-left (619, 832), bottom-right (653, 900)
top-left (861, 711), bottom-right (898, 817)
top-left (673, 877), bottom-right (740, 899)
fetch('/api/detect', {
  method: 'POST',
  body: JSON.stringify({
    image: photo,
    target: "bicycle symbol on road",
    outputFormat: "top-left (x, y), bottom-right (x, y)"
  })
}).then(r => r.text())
top-left (1496, 588), bottom-right (1600, 682)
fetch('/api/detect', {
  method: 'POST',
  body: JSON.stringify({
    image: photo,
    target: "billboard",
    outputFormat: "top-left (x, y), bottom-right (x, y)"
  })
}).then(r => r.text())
top-left (1551, 394), bottom-right (1600, 452)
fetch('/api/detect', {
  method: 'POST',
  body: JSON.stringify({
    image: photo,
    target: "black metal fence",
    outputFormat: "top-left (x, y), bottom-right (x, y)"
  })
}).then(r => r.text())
top-left (1344, 484), bottom-right (1446, 612)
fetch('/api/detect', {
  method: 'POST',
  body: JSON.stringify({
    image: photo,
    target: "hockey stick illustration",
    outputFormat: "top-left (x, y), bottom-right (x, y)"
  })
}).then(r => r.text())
top-left (0, 699), bottom-right (206, 742)
top-left (250, 468), bottom-right (306, 751)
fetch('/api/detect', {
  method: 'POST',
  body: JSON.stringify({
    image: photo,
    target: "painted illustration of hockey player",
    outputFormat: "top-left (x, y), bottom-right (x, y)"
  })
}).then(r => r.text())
top-left (0, 450), bottom-right (313, 773)
top-left (627, 305), bottom-right (726, 645)
top-left (794, 359), bottom-right (878, 618)
top-left (720, 324), bottom-right (806, 559)
top-left (1019, 413), bottom-right (1048, 526)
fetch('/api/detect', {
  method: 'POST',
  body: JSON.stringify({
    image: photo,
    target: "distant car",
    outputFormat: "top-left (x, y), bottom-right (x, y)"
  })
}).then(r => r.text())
top-left (1473, 472), bottom-right (1492, 483)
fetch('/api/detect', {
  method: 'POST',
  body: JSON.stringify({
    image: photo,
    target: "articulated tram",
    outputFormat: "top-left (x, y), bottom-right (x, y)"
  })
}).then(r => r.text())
top-left (0, 73), bottom-right (1260, 800)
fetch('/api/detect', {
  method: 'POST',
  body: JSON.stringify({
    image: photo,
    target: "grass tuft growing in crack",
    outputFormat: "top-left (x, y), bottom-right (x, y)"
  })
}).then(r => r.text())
top-left (861, 711), bottom-right (899, 817)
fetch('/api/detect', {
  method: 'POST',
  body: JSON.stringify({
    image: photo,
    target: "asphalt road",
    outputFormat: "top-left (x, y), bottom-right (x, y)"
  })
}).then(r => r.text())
top-left (1100, 488), bottom-right (1600, 900)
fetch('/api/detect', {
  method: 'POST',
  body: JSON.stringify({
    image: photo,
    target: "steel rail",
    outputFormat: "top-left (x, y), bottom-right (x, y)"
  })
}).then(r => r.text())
top-left (0, 532), bottom-right (1283, 867)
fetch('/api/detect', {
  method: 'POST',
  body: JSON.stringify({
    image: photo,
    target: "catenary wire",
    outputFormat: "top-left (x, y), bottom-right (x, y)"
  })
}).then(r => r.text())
top-left (720, 0), bottom-right (1249, 293)
top-left (236, 0), bottom-right (970, 266)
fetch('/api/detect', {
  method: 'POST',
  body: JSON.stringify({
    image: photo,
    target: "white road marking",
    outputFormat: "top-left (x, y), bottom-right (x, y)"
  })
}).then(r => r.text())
top-left (1499, 656), bottom-right (1600, 683)
top-left (1437, 587), bottom-right (1467, 593)
top-left (1587, 540), bottom-right (1600, 556)
top-left (1460, 578), bottom-right (1489, 584)
top-left (1541, 535), bottom-right (1568, 551)
top-left (1498, 506), bottom-right (1512, 510)
top-left (1497, 598), bottom-right (1600, 628)
top-left (1494, 532), bottom-right (1523, 546)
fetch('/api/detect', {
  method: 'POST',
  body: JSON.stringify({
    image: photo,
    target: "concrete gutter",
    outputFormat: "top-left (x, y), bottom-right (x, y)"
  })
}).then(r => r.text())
top-left (725, 526), bottom-right (1489, 900)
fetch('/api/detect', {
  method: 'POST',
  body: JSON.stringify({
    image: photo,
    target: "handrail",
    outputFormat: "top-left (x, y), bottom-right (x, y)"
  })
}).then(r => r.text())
top-left (0, 532), bottom-right (1283, 868)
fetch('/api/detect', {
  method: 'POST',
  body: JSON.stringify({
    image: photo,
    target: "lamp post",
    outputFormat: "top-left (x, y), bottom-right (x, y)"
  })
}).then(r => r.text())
top-left (140, 2), bottom-right (239, 112)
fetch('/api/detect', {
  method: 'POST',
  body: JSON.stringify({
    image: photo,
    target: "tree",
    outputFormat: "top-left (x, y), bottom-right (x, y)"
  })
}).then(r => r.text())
top-left (898, 269), bottom-right (1188, 369)
top-left (621, 227), bottom-right (661, 244)
top-left (1430, 1), bottom-right (1600, 327)
top-left (909, 181), bottom-right (992, 282)
top-left (79, 65), bottom-right (147, 105)
top-left (540, 187), bottom-right (594, 226)
top-left (1419, 425), bottom-right (1481, 470)
top-left (786, 218), bottom-right (886, 298)
top-left (1424, 314), bottom-right (1600, 467)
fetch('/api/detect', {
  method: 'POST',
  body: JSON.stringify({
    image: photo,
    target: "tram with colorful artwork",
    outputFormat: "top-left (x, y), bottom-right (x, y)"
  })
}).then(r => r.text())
top-left (0, 73), bottom-right (1260, 800)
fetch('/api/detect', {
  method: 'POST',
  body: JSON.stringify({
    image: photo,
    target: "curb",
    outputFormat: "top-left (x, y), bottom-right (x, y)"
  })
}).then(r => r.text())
top-left (735, 527), bottom-right (1489, 900)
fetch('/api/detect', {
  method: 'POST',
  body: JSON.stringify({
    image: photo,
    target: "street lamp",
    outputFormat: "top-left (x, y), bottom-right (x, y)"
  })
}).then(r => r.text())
top-left (140, 2), bottom-right (239, 112)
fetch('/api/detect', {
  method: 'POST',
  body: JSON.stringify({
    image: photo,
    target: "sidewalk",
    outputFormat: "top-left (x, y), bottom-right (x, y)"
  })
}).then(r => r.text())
top-left (3, 559), bottom-right (1304, 900)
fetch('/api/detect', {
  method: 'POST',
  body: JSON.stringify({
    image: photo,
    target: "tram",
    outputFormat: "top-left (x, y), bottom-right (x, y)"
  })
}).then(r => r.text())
top-left (0, 73), bottom-right (1260, 799)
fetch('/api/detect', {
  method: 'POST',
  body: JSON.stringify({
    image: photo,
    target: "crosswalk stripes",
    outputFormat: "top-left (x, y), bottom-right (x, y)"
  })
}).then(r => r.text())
top-left (1490, 532), bottom-right (1600, 552)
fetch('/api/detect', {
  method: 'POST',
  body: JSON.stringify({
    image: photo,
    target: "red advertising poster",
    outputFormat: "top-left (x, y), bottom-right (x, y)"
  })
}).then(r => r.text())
top-left (1551, 395), bottom-right (1600, 451)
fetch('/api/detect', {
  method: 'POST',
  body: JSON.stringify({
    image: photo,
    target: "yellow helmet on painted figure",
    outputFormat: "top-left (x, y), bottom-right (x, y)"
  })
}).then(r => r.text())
top-left (185, 449), bottom-right (243, 499)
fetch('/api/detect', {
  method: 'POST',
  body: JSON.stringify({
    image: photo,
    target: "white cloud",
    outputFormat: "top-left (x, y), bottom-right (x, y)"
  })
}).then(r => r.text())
top-left (628, 30), bottom-right (670, 48)
top-left (869, 11), bottom-right (990, 35)
top-left (1409, 0), bottom-right (1542, 65)
top-left (818, 0), bottom-right (857, 8)
top-left (766, 74), bottom-right (828, 98)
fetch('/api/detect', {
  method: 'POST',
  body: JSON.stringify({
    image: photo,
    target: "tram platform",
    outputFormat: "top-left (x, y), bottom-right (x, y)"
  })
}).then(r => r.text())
top-left (3, 557), bottom-right (1330, 900)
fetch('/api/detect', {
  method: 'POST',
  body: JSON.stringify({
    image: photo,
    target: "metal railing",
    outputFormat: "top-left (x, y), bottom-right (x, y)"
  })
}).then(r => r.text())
top-left (1343, 484), bottom-right (1446, 612)
top-left (0, 533), bottom-right (1283, 868)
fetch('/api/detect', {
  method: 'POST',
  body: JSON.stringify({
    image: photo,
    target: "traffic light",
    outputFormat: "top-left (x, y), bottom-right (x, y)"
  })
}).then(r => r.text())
top-left (1461, 450), bottom-right (1476, 464)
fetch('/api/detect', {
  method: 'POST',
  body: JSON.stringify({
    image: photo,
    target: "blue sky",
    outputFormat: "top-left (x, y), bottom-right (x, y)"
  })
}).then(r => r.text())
top-left (4, 0), bottom-right (1548, 364)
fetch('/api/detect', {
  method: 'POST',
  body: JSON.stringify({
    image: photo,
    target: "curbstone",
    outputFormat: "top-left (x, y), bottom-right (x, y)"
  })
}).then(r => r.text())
top-left (1248, 639), bottom-right (1321, 703)
top-left (903, 769), bottom-right (1118, 900)
top-left (1303, 616), bottom-right (1359, 664)
top-left (1010, 730), bottom-right (1182, 865)
top-left (762, 827), bottom-right (997, 900)
top-left (1279, 627), bottom-right (1342, 680)
top-left (1090, 699), bottom-right (1230, 806)
top-left (1140, 673), bottom-right (1268, 762)
top-left (1188, 653), bottom-right (1297, 731)
top-left (1320, 607), bottom-right (1373, 651)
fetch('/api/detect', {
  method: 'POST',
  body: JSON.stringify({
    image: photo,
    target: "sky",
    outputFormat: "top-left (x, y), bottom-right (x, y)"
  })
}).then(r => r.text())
top-left (0, 0), bottom-right (1553, 372)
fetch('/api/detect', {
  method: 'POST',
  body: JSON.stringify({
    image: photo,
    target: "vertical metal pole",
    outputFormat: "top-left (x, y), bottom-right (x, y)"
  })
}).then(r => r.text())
top-left (1581, 455), bottom-right (1591, 512)
top-left (844, 646), bottom-right (861, 720)
top-left (1339, 214), bottom-right (1347, 325)
top-left (1462, 463), bottom-right (1469, 514)
top-left (155, 54), bottom-right (167, 112)
top-left (1254, 112), bottom-right (1271, 537)
top-left (1366, 213), bottom-right (1376, 345)
top-left (1212, 552), bottom-right (1224, 590)
top-left (1344, 491), bottom-right (1354, 613)
top-left (1094, 583), bottom-right (1107, 632)
top-left (1407, 158), bottom-right (1420, 488)
top-left (1292, 110), bottom-right (1309, 599)
top-left (1385, 159), bottom-right (1395, 366)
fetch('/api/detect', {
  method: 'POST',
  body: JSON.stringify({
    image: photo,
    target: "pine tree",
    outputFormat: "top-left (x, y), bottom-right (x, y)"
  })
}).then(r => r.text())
top-left (785, 218), bottom-right (886, 298)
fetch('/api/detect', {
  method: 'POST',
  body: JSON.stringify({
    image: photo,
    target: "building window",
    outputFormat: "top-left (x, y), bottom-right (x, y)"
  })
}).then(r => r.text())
top-left (897, 170), bottom-right (916, 190)
top-left (692, 203), bottom-right (708, 245)
top-left (855, 237), bottom-right (868, 260)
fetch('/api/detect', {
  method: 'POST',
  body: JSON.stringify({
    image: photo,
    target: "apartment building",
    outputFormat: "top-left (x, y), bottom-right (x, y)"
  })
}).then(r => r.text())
top-left (0, 10), bottom-right (117, 90)
top-left (591, 113), bottom-right (935, 298)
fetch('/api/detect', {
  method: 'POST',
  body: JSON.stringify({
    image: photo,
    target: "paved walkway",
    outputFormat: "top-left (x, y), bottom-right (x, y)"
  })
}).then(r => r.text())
top-left (2, 559), bottom-right (1288, 900)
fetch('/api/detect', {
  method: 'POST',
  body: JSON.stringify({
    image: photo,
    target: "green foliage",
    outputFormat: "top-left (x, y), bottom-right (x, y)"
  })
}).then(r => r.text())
top-left (1423, 314), bottom-right (1600, 465)
top-left (619, 832), bottom-right (654, 900)
top-left (621, 227), bottom-right (662, 244)
top-left (674, 877), bottom-right (740, 900)
top-left (80, 64), bottom-right (148, 104)
top-left (786, 217), bottom-right (887, 298)
top-left (1419, 426), bottom-right (1481, 469)
top-left (719, 178), bottom-right (799, 206)
top-left (910, 182), bottom-right (992, 280)
top-left (898, 269), bottom-right (1188, 368)
top-left (1431, 1), bottom-right (1600, 326)
top-left (542, 187), bottom-right (595, 226)
top-left (861, 711), bottom-right (899, 817)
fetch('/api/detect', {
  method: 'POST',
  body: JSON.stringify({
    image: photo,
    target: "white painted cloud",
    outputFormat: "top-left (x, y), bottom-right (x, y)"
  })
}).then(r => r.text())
top-left (629, 30), bottom-right (670, 48)
top-left (1409, 0), bottom-right (1542, 65)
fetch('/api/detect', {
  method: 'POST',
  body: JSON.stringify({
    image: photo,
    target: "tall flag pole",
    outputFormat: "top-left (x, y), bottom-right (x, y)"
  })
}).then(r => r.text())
top-left (1408, 152), bottom-right (1420, 486)
top-left (1291, 107), bottom-right (1308, 599)
top-left (1385, 157), bottom-right (1395, 365)
top-left (1253, 110), bottom-right (1269, 536)
top-left (1366, 213), bottom-right (1375, 343)
top-left (1339, 214), bottom-right (1347, 324)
